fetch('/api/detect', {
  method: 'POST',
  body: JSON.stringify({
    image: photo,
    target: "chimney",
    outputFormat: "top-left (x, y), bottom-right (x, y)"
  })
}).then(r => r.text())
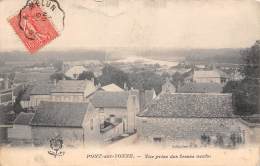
top-left (53, 79), bottom-right (57, 86)
top-left (176, 80), bottom-right (180, 92)
top-left (139, 89), bottom-right (146, 112)
top-left (97, 82), bottom-right (101, 88)
top-left (91, 77), bottom-right (95, 84)
top-left (4, 76), bottom-right (9, 90)
top-left (127, 94), bottom-right (139, 133)
top-left (151, 88), bottom-right (156, 98)
top-left (124, 82), bottom-right (128, 91)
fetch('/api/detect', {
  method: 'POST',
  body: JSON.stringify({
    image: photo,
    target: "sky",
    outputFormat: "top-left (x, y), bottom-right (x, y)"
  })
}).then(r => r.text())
top-left (0, 0), bottom-right (260, 52)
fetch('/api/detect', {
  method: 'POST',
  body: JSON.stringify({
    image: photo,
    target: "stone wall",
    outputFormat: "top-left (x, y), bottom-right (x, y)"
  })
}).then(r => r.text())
top-left (8, 125), bottom-right (32, 140)
top-left (31, 126), bottom-right (84, 146)
top-left (82, 105), bottom-right (103, 143)
top-left (102, 122), bottom-right (124, 142)
top-left (251, 127), bottom-right (260, 143)
top-left (137, 117), bottom-right (249, 146)
top-left (82, 105), bottom-right (128, 143)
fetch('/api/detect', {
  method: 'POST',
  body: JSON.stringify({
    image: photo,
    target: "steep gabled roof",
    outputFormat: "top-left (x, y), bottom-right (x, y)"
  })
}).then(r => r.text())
top-left (51, 80), bottom-right (90, 93)
top-left (177, 83), bottom-right (223, 93)
top-left (138, 93), bottom-right (234, 118)
top-left (90, 91), bottom-right (129, 108)
top-left (30, 102), bottom-right (89, 127)
top-left (14, 112), bottom-right (34, 125)
top-left (14, 72), bottom-right (52, 84)
top-left (30, 83), bottom-right (55, 95)
top-left (101, 84), bottom-right (124, 92)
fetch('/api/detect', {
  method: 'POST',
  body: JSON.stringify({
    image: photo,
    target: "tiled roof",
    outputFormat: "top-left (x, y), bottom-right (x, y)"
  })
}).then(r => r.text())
top-left (51, 80), bottom-right (90, 93)
top-left (14, 112), bottom-right (34, 125)
top-left (90, 91), bottom-right (129, 108)
top-left (14, 72), bottom-right (52, 83)
top-left (30, 101), bottom-right (89, 127)
top-left (177, 83), bottom-right (223, 93)
top-left (138, 93), bottom-right (234, 118)
top-left (30, 83), bottom-right (55, 95)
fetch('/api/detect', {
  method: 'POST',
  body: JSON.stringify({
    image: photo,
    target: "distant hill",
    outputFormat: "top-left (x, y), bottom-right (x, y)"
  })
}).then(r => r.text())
top-left (0, 48), bottom-right (245, 64)
top-left (184, 48), bottom-right (244, 64)
top-left (139, 48), bottom-right (244, 64)
top-left (0, 50), bottom-right (106, 62)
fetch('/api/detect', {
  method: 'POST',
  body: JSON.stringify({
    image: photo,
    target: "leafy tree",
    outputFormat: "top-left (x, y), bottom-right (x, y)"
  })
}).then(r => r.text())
top-left (128, 71), bottom-right (163, 94)
top-left (98, 65), bottom-right (129, 88)
top-left (223, 80), bottom-right (241, 93)
top-left (78, 71), bottom-right (95, 80)
top-left (171, 72), bottom-right (184, 88)
top-left (13, 89), bottom-right (24, 114)
top-left (50, 72), bottom-right (70, 81)
top-left (224, 41), bottom-right (260, 115)
top-left (52, 60), bottom-right (63, 72)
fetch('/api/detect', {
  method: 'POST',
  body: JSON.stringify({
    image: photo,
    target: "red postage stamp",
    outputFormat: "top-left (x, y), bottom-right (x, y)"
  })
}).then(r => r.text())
top-left (8, 0), bottom-right (65, 54)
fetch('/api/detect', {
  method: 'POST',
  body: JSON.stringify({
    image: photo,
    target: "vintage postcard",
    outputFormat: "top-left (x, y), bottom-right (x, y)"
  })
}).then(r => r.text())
top-left (0, 0), bottom-right (260, 165)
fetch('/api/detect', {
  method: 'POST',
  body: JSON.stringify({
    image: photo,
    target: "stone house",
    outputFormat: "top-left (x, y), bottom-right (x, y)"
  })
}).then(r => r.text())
top-left (192, 70), bottom-right (221, 84)
top-left (50, 80), bottom-right (96, 103)
top-left (8, 112), bottom-right (34, 143)
top-left (28, 82), bottom-right (55, 108)
top-left (0, 78), bottom-right (13, 106)
top-left (30, 101), bottom-right (124, 145)
top-left (30, 101), bottom-right (96, 145)
top-left (137, 93), bottom-right (249, 147)
top-left (0, 105), bottom-right (8, 143)
top-left (239, 115), bottom-right (260, 143)
top-left (89, 89), bottom-right (155, 135)
top-left (0, 78), bottom-right (13, 143)
top-left (89, 91), bottom-right (139, 134)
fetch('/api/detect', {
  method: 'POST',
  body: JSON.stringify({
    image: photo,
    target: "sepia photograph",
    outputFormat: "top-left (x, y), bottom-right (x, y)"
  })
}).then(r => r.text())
top-left (0, 0), bottom-right (260, 165)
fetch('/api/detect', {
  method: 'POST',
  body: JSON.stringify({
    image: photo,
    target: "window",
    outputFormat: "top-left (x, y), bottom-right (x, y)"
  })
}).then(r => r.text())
top-left (90, 119), bottom-right (93, 130)
top-left (153, 137), bottom-right (162, 143)
top-left (142, 120), bottom-right (147, 123)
